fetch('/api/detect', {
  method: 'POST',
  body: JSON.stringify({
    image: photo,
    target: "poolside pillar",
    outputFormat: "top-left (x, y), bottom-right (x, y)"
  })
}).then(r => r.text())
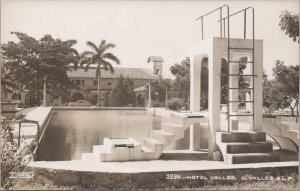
top-left (207, 39), bottom-right (222, 160)
top-left (188, 38), bottom-right (222, 157)
top-left (253, 40), bottom-right (263, 132)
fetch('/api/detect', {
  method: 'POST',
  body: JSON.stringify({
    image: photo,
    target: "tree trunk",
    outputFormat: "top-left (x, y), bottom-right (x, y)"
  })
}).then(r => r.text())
top-left (290, 105), bottom-right (294, 116)
top-left (97, 67), bottom-right (101, 107)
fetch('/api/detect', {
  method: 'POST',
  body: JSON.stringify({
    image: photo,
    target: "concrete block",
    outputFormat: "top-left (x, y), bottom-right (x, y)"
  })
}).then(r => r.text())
top-left (82, 153), bottom-right (95, 161)
top-left (152, 130), bottom-right (174, 147)
top-left (216, 132), bottom-right (266, 142)
top-left (224, 153), bottom-right (279, 164)
top-left (140, 146), bottom-right (156, 160)
top-left (161, 122), bottom-right (184, 141)
top-left (230, 119), bottom-right (239, 131)
top-left (189, 123), bottom-right (201, 151)
top-left (144, 138), bottom-right (163, 158)
top-left (223, 142), bottom-right (273, 154)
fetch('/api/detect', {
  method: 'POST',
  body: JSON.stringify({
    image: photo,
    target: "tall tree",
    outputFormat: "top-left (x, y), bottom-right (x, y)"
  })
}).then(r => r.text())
top-left (111, 75), bottom-right (135, 106)
top-left (144, 79), bottom-right (172, 107)
top-left (80, 40), bottom-right (120, 106)
top-left (279, 10), bottom-right (299, 43)
top-left (272, 60), bottom-right (299, 120)
top-left (263, 79), bottom-right (292, 113)
top-left (169, 57), bottom-right (190, 107)
top-left (1, 32), bottom-right (78, 106)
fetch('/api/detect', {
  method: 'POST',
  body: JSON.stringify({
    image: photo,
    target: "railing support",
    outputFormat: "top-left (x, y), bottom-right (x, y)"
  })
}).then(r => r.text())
top-left (196, 5), bottom-right (228, 39)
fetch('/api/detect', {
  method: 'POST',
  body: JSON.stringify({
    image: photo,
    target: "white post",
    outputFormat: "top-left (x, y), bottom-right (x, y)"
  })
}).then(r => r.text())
top-left (148, 80), bottom-right (151, 108)
top-left (165, 88), bottom-right (168, 109)
top-left (148, 80), bottom-right (152, 137)
top-left (42, 76), bottom-right (47, 107)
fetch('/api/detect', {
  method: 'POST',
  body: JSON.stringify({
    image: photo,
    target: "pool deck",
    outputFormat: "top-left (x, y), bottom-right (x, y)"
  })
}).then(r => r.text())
top-left (29, 156), bottom-right (298, 173)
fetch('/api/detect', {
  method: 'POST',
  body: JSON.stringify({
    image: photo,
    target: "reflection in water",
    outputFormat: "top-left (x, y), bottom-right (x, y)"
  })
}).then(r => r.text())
top-left (38, 110), bottom-right (162, 161)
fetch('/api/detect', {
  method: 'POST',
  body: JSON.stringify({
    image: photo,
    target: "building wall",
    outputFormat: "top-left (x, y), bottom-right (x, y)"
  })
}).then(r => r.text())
top-left (70, 77), bottom-right (150, 91)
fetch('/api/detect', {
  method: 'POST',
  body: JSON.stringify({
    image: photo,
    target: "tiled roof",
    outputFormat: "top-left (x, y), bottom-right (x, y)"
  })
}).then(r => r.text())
top-left (67, 67), bottom-right (159, 79)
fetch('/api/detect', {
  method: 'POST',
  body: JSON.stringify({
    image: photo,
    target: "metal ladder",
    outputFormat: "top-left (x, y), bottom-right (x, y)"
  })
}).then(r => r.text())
top-left (222, 7), bottom-right (256, 132)
top-left (196, 6), bottom-right (256, 132)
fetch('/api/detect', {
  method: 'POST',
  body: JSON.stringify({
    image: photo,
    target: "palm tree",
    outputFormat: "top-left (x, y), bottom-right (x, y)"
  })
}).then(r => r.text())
top-left (80, 40), bottom-right (120, 106)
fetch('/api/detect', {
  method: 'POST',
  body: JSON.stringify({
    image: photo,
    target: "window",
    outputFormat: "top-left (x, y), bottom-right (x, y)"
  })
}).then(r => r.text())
top-left (93, 80), bottom-right (97, 85)
top-left (76, 80), bottom-right (81, 85)
top-left (81, 80), bottom-right (85, 85)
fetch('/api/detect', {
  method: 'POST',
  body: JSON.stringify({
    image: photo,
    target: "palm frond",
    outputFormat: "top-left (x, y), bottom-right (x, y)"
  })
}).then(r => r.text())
top-left (103, 53), bottom-right (120, 65)
top-left (99, 39), bottom-right (107, 49)
top-left (71, 48), bottom-right (80, 58)
top-left (86, 41), bottom-right (99, 53)
top-left (80, 57), bottom-right (92, 71)
top-left (102, 60), bottom-right (114, 74)
top-left (81, 51), bottom-right (95, 58)
top-left (102, 43), bottom-right (116, 53)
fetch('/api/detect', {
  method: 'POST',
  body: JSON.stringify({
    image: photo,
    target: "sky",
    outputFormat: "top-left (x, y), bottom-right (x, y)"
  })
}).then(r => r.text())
top-left (1, 0), bottom-right (299, 79)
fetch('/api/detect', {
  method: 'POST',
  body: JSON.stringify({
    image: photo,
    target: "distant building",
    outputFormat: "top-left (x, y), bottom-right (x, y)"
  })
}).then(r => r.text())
top-left (67, 56), bottom-right (163, 105)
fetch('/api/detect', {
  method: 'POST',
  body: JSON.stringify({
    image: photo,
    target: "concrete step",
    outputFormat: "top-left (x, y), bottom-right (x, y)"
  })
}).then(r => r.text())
top-left (160, 150), bottom-right (208, 160)
top-left (152, 130), bottom-right (174, 147)
top-left (161, 122), bottom-right (185, 141)
top-left (92, 145), bottom-right (112, 162)
top-left (220, 142), bottom-right (273, 154)
top-left (216, 132), bottom-right (266, 142)
top-left (144, 138), bottom-right (163, 152)
top-left (141, 145), bottom-right (156, 160)
top-left (82, 153), bottom-right (95, 161)
top-left (99, 152), bottom-right (112, 162)
top-left (224, 153), bottom-right (280, 164)
top-left (93, 145), bottom-right (111, 154)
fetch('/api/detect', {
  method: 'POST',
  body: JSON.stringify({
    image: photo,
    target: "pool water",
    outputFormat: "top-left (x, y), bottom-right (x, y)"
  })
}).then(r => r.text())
top-left (37, 110), bottom-right (163, 161)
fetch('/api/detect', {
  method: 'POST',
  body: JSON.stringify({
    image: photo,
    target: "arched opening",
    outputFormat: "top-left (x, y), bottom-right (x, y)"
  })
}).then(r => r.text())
top-left (71, 92), bottom-right (84, 102)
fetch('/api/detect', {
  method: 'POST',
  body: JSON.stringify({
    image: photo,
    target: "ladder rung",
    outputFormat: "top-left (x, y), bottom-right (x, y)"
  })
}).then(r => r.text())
top-left (228, 101), bottom-right (254, 103)
top-left (222, 74), bottom-right (257, 77)
top-left (229, 114), bottom-right (254, 117)
top-left (228, 60), bottom-right (254, 63)
top-left (229, 47), bottom-right (254, 50)
top-left (228, 87), bottom-right (253, 90)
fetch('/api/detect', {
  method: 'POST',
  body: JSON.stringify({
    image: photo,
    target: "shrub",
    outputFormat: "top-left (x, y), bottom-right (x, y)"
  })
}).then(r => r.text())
top-left (1, 120), bottom-right (32, 188)
top-left (167, 98), bottom-right (184, 111)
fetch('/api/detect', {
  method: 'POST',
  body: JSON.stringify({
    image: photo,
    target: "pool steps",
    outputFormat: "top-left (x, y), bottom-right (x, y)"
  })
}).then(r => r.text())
top-left (82, 122), bottom-right (186, 161)
top-left (82, 121), bottom-right (282, 164)
top-left (216, 132), bottom-right (280, 164)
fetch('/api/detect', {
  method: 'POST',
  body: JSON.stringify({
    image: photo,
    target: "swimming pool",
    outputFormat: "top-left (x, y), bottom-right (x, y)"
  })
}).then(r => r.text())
top-left (37, 109), bottom-right (164, 161)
